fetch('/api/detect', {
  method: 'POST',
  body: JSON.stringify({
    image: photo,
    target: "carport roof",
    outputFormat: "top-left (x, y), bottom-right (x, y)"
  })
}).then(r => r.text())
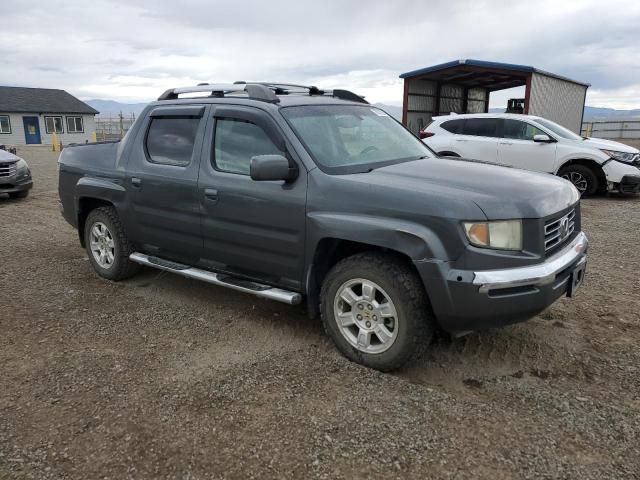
top-left (0, 86), bottom-right (99, 114)
top-left (399, 59), bottom-right (590, 90)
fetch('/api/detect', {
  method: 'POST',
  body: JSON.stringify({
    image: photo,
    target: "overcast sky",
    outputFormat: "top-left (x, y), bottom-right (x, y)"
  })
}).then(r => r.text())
top-left (1, 0), bottom-right (638, 108)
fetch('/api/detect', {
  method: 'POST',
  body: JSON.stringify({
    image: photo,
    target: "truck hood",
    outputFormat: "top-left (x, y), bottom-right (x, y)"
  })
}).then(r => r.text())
top-left (354, 157), bottom-right (579, 220)
top-left (582, 137), bottom-right (639, 153)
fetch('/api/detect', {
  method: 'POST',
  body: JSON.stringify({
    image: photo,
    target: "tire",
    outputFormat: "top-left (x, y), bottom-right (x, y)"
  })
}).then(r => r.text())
top-left (558, 164), bottom-right (599, 196)
top-left (9, 190), bottom-right (29, 199)
top-left (84, 207), bottom-right (139, 281)
top-left (320, 252), bottom-right (434, 371)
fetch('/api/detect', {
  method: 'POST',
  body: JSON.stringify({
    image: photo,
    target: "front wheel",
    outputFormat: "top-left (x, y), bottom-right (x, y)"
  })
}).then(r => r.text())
top-left (558, 165), bottom-right (599, 196)
top-left (320, 252), bottom-right (434, 371)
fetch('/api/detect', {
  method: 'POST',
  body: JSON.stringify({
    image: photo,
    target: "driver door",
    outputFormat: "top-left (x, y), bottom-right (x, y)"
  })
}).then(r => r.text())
top-left (197, 105), bottom-right (307, 290)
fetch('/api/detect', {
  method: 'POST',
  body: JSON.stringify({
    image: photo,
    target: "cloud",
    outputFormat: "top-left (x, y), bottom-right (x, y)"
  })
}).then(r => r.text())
top-left (0, 0), bottom-right (638, 108)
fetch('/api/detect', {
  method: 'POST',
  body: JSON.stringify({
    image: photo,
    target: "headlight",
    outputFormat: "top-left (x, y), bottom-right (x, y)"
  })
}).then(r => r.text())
top-left (16, 158), bottom-right (29, 173)
top-left (601, 149), bottom-right (637, 164)
top-left (463, 220), bottom-right (522, 251)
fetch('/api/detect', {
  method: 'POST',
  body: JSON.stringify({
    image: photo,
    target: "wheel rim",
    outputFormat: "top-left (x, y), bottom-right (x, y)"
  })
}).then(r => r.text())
top-left (333, 278), bottom-right (399, 354)
top-left (561, 171), bottom-right (588, 194)
top-left (89, 222), bottom-right (115, 269)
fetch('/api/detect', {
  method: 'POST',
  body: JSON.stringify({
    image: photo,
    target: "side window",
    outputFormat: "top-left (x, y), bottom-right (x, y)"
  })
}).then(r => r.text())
top-left (441, 119), bottom-right (463, 134)
top-left (213, 118), bottom-right (284, 175)
top-left (146, 117), bottom-right (200, 166)
top-left (503, 119), bottom-right (546, 141)
top-left (463, 118), bottom-right (499, 137)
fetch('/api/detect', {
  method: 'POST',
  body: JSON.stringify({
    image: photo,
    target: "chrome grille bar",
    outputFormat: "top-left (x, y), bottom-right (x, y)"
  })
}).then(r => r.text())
top-left (0, 161), bottom-right (17, 177)
top-left (545, 209), bottom-right (576, 251)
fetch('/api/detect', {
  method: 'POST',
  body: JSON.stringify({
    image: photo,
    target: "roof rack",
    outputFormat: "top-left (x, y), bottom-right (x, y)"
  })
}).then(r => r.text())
top-left (157, 82), bottom-right (368, 104)
top-left (158, 83), bottom-right (280, 103)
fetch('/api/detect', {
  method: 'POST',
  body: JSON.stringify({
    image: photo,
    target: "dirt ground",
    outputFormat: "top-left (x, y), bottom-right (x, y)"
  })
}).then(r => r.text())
top-left (1, 146), bottom-right (639, 479)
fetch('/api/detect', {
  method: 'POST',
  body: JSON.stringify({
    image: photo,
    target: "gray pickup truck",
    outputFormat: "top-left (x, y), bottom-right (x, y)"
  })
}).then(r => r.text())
top-left (58, 82), bottom-right (588, 371)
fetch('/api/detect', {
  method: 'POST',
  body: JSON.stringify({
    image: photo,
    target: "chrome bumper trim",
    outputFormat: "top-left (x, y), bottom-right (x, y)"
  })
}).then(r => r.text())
top-left (472, 232), bottom-right (588, 293)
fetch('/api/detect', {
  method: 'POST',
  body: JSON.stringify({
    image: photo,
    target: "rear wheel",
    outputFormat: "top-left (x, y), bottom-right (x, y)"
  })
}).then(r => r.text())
top-left (84, 207), bottom-right (138, 281)
top-left (558, 164), bottom-right (599, 196)
top-left (320, 252), bottom-right (434, 371)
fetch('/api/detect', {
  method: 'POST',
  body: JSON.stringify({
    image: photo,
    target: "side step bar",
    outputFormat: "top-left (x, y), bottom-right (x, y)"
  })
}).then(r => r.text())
top-left (129, 252), bottom-right (302, 305)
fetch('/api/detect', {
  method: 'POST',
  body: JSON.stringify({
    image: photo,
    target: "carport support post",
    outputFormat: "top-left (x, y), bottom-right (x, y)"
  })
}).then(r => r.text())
top-left (435, 82), bottom-right (441, 116)
top-left (402, 79), bottom-right (409, 126)
top-left (524, 74), bottom-right (532, 114)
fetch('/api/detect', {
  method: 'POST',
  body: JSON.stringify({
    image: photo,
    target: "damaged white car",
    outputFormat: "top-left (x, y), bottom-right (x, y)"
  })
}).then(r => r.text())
top-left (422, 113), bottom-right (640, 195)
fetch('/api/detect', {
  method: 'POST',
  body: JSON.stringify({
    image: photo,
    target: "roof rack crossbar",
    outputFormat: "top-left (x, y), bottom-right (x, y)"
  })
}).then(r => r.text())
top-left (157, 82), bottom-right (367, 104)
top-left (157, 83), bottom-right (279, 103)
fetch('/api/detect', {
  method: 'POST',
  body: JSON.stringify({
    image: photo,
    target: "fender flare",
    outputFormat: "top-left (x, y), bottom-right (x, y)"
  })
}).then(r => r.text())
top-left (306, 212), bottom-right (450, 262)
top-left (75, 176), bottom-right (127, 212)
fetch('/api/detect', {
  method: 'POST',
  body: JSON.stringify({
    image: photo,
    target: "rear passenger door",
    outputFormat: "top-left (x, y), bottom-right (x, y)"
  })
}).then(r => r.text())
top-left (125, 105), bottom-right (207, 265)
top-left (197, 105), bottom-right (307, 291)
top-left (457, 118), bottom-right (500, 163)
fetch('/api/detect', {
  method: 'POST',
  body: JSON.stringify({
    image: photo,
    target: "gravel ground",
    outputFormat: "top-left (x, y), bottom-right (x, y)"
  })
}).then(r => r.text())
top-left (1, 147), bottom-right (639, 479)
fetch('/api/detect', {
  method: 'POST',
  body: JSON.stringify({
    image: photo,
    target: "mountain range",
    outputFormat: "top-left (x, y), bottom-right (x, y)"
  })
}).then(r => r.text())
top-left (87, 99), bottom-right (639, 122)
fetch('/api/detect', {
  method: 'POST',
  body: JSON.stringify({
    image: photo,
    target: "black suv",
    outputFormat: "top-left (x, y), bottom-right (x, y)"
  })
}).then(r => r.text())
top-left (58, 83), bottom-right (588, 371)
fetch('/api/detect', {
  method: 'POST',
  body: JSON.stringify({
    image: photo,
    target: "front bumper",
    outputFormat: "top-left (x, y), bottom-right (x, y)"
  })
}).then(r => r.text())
top-left (617, 175), bottom-right (640, 194)
top-left (415, 232), bottom-right (589, 332)
top-left (0, 175), bottom-right (33, 194)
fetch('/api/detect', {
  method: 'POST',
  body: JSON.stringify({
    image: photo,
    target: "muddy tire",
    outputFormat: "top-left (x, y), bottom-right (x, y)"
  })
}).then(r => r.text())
top-left (84, 207), bottom-right (138, 281)
top-left (320, 252), bottom-right (434, 371)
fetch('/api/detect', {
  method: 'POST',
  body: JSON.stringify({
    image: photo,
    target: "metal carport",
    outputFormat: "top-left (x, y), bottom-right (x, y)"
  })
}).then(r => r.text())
top-left (400, 59), bottom-right (589, 134)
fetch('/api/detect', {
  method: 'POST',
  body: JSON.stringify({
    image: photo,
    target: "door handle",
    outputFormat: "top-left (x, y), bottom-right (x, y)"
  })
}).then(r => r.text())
top-left (499, 142), bottom-right (513, 146)
top-left (204, 188), bottom-right (219, 202)
top-left (455, 138), bottom-right (468, 142)
top-left (131, 177), bottom-right (142, 187)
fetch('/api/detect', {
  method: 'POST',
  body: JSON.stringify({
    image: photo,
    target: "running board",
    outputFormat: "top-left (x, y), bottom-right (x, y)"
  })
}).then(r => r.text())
top-left (129, 252), bottom-right (302, 305)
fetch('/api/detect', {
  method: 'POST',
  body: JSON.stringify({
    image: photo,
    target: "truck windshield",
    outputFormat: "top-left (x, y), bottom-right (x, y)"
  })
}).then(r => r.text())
top-left (281, 105), bottom-right (431, 173)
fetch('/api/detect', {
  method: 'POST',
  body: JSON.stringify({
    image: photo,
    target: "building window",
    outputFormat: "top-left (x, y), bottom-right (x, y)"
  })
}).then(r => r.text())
top-left (66, 116), bottom-right (84, 134)
top-left (0, 115), bottom-right (10, 134)
top-left (44, 116), bottom-right (64, 134)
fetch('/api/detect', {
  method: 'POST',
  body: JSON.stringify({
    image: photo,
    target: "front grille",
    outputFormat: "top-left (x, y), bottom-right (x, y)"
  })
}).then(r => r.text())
top-left (544, 209), bottom-right (576, 252)
top-left (0, 161), bottom-right (17, 177)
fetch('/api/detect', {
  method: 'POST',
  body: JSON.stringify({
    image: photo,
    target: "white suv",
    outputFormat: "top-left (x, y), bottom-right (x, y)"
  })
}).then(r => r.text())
top-left (422, 113), bottom-right (640, 195)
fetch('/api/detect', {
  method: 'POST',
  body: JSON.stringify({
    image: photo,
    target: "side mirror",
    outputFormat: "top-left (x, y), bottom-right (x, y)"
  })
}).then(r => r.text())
top-left (250, 154), bottom-right (298, 182)
top-left (533, 134), bottom-right (553, 143)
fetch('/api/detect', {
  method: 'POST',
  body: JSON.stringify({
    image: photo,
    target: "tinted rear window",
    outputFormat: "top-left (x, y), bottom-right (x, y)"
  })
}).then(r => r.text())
top-left (441, 119), bottom-right (463, 134)
top-left (463, 118), bottom-right (500, 137)
top-left (146, 117), bottom-right (200, 166)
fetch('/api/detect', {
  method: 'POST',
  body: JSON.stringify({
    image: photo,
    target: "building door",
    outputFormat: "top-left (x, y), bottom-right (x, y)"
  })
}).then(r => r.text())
top-left (22, 117), bottom-right (41, 144)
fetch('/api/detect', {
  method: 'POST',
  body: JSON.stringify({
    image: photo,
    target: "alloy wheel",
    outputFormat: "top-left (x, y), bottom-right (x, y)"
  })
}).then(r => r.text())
top-left (561, 171), bottom-right (588, 194)
top-left (333, 278), bottom-right (399, 354)
top-left (89, 222), bottom-right (115, 269)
